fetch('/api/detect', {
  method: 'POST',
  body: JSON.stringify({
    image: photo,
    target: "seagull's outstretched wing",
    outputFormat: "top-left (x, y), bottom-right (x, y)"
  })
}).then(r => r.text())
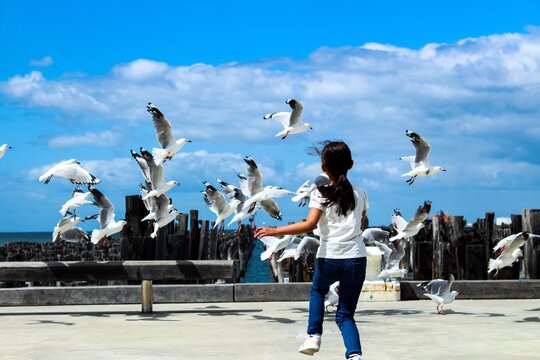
top-left (406, 130), bottom-right (431, 167)
top-left (147, 102), bottom-right (175, 149)
top-left (263, 111), bottom-right (291, 130)
top-left (244, 156), bottom-right (263, 194)
top-left (287, 99), bottom-right (304, 126)
top-left (88, 185), bottom-right (114, 228)
top-left (403, 201), bottom-right (432, 233)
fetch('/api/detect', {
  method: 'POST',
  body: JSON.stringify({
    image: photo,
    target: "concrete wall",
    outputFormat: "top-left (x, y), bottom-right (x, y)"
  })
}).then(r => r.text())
top-left (0, 280), bottom-right (538, 306)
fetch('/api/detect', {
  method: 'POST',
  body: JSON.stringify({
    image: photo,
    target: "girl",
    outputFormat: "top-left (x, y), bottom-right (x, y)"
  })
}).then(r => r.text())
top-left (255, 140), bottom-right (368, 360)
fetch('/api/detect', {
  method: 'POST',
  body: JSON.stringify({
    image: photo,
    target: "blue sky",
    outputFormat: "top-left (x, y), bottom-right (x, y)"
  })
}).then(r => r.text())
top-left (1, 1), bottom-right (540, 232)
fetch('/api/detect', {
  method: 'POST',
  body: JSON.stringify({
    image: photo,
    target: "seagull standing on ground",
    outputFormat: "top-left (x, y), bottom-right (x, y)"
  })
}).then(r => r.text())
top-left (88, 186), bottom-right (126, 244)
top-left (400, 130), bottom-right (446, 185)
top-left (389, 201), bottom-right (432, 242)
top-left (263, 99), bottom-right (312, 139)
top-left (488, 231), bottom-right (539, 277)
top-left (418, 274), bottom-right (459, 315)
top-left (147, 102), bottom-right (191, 165)
top-left (39, 159), bottom-right (100, 185)
top-left (0, 144), bottom-right (12, 159)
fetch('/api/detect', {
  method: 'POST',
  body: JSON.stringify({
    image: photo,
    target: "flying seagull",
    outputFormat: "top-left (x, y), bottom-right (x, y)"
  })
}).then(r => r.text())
top-left (202, 181), bottom-right (241, 230)
top-left (263, 99), bottom-right (312, 139)
top-left (39, 159), bottom-right (100, 185)
top-left (0, 144), bottom-right (12, 159)
top-left (136, 147), bottom-right (179, 200)
top-left (241, 156), bottom-right (291, 221)
top-left (400, 130), bottom-right (446, 185)
top-left (147, 102), bottom-right (191, 165)
top-left (59, 187), bottom-right (93, 216)
top-left (149, 194), bottom-right (178, 238)
top-left (488, 231), bottom-right (539, 277)
top-left (389, 201), bottom-right (432, 242)
top-left (87, 186), bottom-right (127, 244)
top-left (52, 214), bottom-right (84, 242)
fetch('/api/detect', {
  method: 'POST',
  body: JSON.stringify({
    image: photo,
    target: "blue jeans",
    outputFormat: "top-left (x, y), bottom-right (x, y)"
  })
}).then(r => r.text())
top-left (308, 257), bottom-right (366, 358)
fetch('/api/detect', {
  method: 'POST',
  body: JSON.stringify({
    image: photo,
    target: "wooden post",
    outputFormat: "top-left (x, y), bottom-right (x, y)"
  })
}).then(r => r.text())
top-left (450, 216), bottom-right (466, 280)
top-left (171, 213), bottom-right (188, 260)
top-left (188, 210), bottom-right (199, 260)
top-left (141, 280), bottom-right (153, 313)
top-left (199, 220), bottom-right (210, 260)
top-left (522, 209), bottom-right (540, 279)
top-left (483, 212), bottom-right (495, 280)
top-left (432, 216), bottom-right (442, 279)
top-left (208, 226), bottom-right (218, 260)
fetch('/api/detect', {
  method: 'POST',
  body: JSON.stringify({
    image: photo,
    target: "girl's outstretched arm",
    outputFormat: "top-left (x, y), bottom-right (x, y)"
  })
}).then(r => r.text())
top-left (255, 207), bottom-right (322, 238)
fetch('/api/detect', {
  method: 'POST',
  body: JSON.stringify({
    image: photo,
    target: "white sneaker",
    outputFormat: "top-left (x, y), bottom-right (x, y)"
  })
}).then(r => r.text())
top-left (298, 335), bottom-right (321, 355)
top-left (348, 354), bottom-right (363, 360)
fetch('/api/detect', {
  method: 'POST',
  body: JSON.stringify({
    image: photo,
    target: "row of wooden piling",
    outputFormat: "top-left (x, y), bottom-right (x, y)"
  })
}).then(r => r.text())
top-left (404, 209), bottom-right (540, 280)
top-left (119, 195), bottom-right (256, 281)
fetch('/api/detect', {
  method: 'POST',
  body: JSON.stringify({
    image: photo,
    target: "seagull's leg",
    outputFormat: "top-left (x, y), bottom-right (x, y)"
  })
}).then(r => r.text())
top-left (237, 221), bottom-right (242, 233)
top-left (281, 131), bottom-right (289, 140)
top-left (406, 176), bottom-right (417, 185)
top-left (494, 268), bottom-right (500, 279)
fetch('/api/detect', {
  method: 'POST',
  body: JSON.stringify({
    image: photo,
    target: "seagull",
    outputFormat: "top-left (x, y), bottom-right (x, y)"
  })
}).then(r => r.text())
top-left (259, 235), bottom-right (295, 261)
top-left (242, 156), bottom-right (292, 220)
top-left (224, 173), bottom-right (260, 228)
top-left (400, 130), bottom-right (446, 185)
top-left (60, 227), bottom-right (90, 243)
top-left (324, 281), bottom-right (340, 312)
top-left (263, 99), bottom-right (312, 139)
top-left (39, 159), bottom-right (100, 185)
top-left (52, 214), bottom-right (84, 242)
top-left (139, 182), bottom-right (174, 222)
top-left (0, 144), bottom-right (12, 159)
top-left (59, 187), bottom-right (93, 216)
top-left (361, 227), bottom-right (390, 245)
top-left (149, 194), bottom-right (178, 238)
top-left (147, 102), bottom-right (191, 165)
top-left (488, 232), bottom-right (539, 277)
top-left (418, 274), bottom-right (458, 315)
top-left (88, 186), bottom-right (127, 244)
top-left (291, 179), bottom-right (320, 207)
top-left (202, 181), bottom-right (241, 230)
top-left (277, 236), bottom-right (303, 262)
top-left (217, 178), bottom-right (248, 231)
top-left (136, 148), bottom-right (179, 200)
top-left (295, 236), bottom-right (320, 261)
top-left (374, 240), bottom-right (407, 280)
top-left (389, 201), bottom-right (432, 242)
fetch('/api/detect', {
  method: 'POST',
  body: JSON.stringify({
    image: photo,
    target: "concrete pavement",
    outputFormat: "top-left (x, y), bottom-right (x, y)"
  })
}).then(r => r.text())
top-left (1, 299), bottom-right (539, 360)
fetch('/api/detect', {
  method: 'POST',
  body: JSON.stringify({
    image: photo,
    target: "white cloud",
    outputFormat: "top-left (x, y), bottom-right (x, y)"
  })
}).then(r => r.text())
top-left (5, 28), bottom-right (540, 227)
top-left (29, 56), bottom-right (53, 67)
top-left (48, 130), bottom-right (119, 148)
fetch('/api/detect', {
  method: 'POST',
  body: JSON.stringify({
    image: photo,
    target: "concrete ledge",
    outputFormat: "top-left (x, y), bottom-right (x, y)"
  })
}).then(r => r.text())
top-left (235, 283), bottom-right (310, 302)
top-left (154, 284), bottom-right (234, 303)
top-left (401, 280), bottom-right (540, 300)
top-left (0, 284), bottom-right (235, 306)
top-left (1, 280), bottom-right (538, 306)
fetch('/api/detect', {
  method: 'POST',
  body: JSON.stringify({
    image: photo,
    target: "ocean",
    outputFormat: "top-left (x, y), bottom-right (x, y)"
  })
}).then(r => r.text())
top-left (240, 238), bottom-right (275, 283)
top-left (0, 232), bottom-right (51, 246)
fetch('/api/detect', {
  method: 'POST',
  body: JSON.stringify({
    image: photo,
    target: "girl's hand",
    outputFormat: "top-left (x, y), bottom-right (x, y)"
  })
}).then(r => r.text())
top-left (255, 226), bottom-right (275, 238)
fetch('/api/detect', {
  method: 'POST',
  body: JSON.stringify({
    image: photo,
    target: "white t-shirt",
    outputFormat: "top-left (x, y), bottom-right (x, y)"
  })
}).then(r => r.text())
top-left (309, 184), bottom-right (369, 259)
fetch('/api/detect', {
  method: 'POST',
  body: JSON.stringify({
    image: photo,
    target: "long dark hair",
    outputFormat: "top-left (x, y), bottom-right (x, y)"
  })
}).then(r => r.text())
top-left (310, 141), bottom-right (355, 216)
